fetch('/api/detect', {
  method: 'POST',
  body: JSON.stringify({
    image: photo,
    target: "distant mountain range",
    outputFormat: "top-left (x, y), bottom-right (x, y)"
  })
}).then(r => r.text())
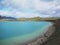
top-left (0, 15), bottom-right (60, 21)
top-left (0, 15), bottom-right (16, 19)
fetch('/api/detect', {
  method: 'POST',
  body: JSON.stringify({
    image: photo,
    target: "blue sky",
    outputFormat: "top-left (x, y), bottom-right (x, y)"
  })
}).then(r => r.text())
top-left (0, 0), bottom-right (60, 18)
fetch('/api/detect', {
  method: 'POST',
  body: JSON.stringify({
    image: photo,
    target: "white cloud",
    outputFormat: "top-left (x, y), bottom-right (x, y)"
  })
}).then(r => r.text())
top-left (0, 0), bottom-right (60, 18)
top-left (7, 0), bottom-right (53, 10)
top-left (0, 10), bottom-right (12, 16)
top-left (0, 9), bottom-right (41, 18)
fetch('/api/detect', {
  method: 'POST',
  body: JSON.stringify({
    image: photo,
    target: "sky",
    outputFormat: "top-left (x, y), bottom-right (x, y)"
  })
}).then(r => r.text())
top-left (0, 0), bottom-right (60, 18)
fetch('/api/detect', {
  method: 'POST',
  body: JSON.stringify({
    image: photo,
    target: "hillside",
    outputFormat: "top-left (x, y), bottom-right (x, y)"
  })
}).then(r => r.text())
top-left (0, 16), bottom-right (60, 21)
top-left (17, 17), bottom-right (59, 21)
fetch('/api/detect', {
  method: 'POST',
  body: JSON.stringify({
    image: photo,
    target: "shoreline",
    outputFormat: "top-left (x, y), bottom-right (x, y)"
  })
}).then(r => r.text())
top-left (19, 24), bottom-right (55, 45)
top-left (3, 24), bottom-right (55, 45)
top-left (41, 19), bottom-right (60, 45)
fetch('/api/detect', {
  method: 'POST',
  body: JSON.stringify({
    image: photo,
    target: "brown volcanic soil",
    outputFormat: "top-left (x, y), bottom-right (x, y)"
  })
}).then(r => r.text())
top-left (41, 19), bottom-right (60, 45)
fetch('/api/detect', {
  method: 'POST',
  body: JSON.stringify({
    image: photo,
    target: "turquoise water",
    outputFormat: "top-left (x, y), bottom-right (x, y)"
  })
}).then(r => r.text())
top-left (0, 21), bottom-right (52, 45)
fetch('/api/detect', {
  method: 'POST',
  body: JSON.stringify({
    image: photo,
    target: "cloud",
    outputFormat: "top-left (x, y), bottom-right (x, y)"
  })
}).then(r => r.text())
top-left (0, 0), bottom-right (60, 18)
top-left (0, 9), bottom-right (41, 18)
top-left (40, 0), bottom-right (54, 2)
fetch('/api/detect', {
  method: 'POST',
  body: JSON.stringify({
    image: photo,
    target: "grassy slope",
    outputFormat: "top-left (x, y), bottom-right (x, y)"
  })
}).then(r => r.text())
top-left (17, 17), bottom-right (58, 21)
